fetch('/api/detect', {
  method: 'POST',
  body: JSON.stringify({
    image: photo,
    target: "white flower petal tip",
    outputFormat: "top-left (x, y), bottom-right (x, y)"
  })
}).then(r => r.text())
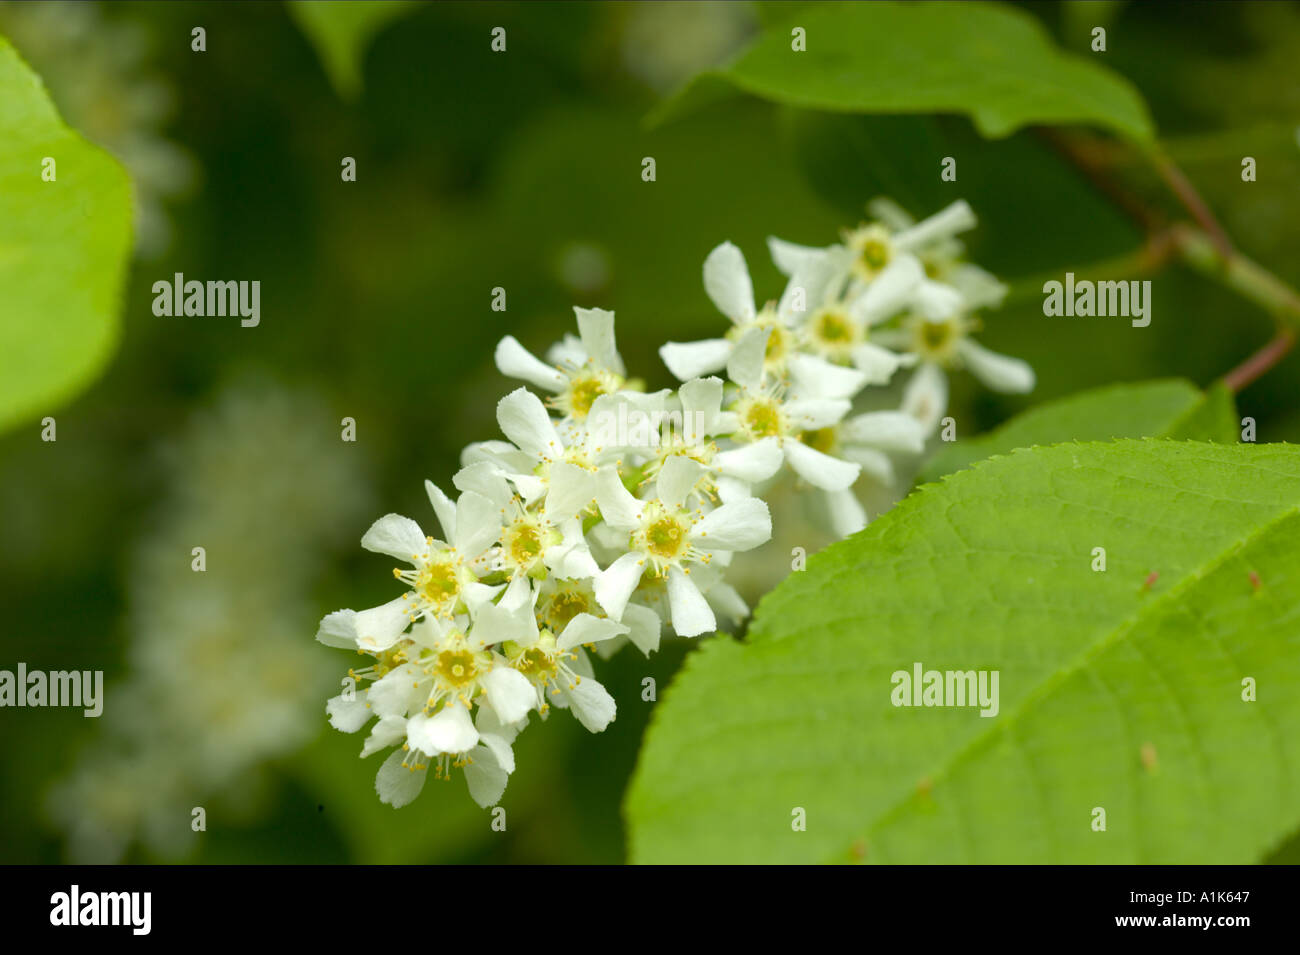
top-left (958, 339), bottom-right (1036, 393)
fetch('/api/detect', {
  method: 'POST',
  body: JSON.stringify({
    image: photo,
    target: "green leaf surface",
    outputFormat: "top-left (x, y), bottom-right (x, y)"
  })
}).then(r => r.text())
top-left (289, 0), bottom-right (417, 99)
top-left (626, 440), bottom-right (1300, 863)
top-left (651, 1), bottom-right (1154, 141)
top-left (923, 379), bottom-right (1238, 479)
top-left (0, 36), bottom-right (132, 434)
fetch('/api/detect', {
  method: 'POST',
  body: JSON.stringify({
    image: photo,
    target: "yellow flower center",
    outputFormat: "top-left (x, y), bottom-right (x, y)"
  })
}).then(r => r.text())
top-left (645, 516), bottom-right (688, 559)
top-left (419, 559), bottom-right (460, 606)
top-left (566, 372), bottom-right (611, 419)
top-left (435, 648), bottom-right (479, 688)
top-left (514, 646), bottom-right (556, 679)
top-left (740, 397), bottom-right (785, 440)
top-left (541, 586), bottom-right (590, 631)
top-left (848, 224), bottom-right (894, 281)
top-left (800, 427), bottom-right (837, 455)
top-left (913, 316), bottom-right (963, 363)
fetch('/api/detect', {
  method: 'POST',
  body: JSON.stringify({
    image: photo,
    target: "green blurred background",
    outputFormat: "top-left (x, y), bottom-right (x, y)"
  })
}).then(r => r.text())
top-left (2, 0), bottom-right (1298, 863)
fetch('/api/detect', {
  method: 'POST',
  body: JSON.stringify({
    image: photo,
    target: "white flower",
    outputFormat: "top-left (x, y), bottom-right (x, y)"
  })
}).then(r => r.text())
top-left (768, 199), bottom-right (977, 289)
top-left (503, 609), bottom-right (624, 732)
top-left (593, 458), bottom-right (771, 636)
top-left (465, 387), bottom-right (607, 513)
top-left (720, 327), bottom-right (863, 493)
top-left (876, 311), bottom-right (1035, 395)
top-left (660, 241), bottom-right (821, 381)
top-left (792, 408), bottom-right (928, 537)
top-left (351, 485), bottom-right (507, 652)
top-left (494, 306), bottom-right (627, 422)
top-left (375, 705), bottom-right (522, 809)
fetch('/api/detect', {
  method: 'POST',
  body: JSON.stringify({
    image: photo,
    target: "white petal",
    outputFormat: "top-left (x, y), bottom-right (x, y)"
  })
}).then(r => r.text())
top-left (543, 462), bottom-right (597, 523)
top-left (482, 667), bottom-right (535, 724)
top-left (361, 514), bottom-right (427, 562)
top-left (497, 387), bottom-right (562, 459)
top-left (470, 598), bottom-right (532, 649)
top-left (452, 462), bottom-right (513, 509)
top-left (948, 263), bottom-right (1008, 310)
top-left (692, 497), bottom-right (772, 553)
top-left (714, 436), bottom-right (783, 483)
top-left (911, 279), bottom-right (963, 320)
top-left (843, 445), bottom-right (896, 485)
top-left (866, 197), bottom-right (915, 231)
top-left (544, 518), bottom-right (601, 580)
top-left (901, 363), bottom-right (949, 435)
top-left (510, 473), bottom-right (547, 505)
top-left (705, 581), bottom-right (749, 624)
top-left (667, 567), bottom-right (716, 637)
top-left (495, 335), bottom-right (565, 392)
top-left (621, 603), bottom-right (662, 656)
top-left (408, 704), bottom-right (478, 756)
top-left (367, 663), bottom-right (424, 718)
top-left (546, 333), bottom-right (585, 368)
top-left (361, 715), bottom-right (408, 757)
top-left (461, 439), bottom-right (533, 474)
top-left (327, 693), bottom-right (371, 733)
top-left (657, 454), bottom-right (706, 510)
top-left (851, 342), bottom-right (915, 385)
top-left (452, 490), bottom-right (501, 557)
top-left (660, 339), bottom-right (732, 381)
top-left (788, 353), bottom-right (868, 399)
top-left (463, 744), bottom-right (509, 807)
top-left (825, 488), bottom-right (868, 538)
top-left (462, 580), bottom-right (507, 616)
top-left (574, 306), bottom-right (625, 375)
top-left (840, 410), bottom-right (926, 453)
top-left (957, 339), bottom-right (1036, 393)
top-left (594, 467), bottom-right (642, 531)
top-left (315, 609), bottom-right (357, 648)
top-left (716, 475), bottom-right (755, 504)
top-left (893, 199), bottom-right (976, 251)
top-left (424, 480), bottom-right (458, 541)
top-left (767, 235), bottom-right (827, 276)
top-left (477, 729), bottom-right (517, 774)
top-left (594, 552), bottom-right (645, 620)
top-left (849, 254), bottom-right (923, 325)
top-left (557, 612), bottom-right (629, 651)
top-left (703, 241), bottom-right (755, 323)
top-left (726, 326), bottom-right (769, 391)
top-left (784, 397), bottom-right (851, 431)
top-left (562, 677), bottom-right (617, 733)
top-left (354, 597), bottom-right (412, 652)
top-left (375, 749), bottom-right (427, 807)
top-left (678, 376), bottom-right (724, 422)
top-left (784, 441), bottom-right (861, 491)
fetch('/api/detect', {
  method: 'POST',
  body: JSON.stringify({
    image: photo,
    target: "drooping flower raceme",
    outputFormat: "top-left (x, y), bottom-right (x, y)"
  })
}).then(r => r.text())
top-left (317, 198), bottom-right (1031, 809)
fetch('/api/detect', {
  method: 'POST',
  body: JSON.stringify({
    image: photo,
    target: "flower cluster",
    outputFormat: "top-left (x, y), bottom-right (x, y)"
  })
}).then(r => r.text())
top-left (319, 198), bottom-right (1032, 809)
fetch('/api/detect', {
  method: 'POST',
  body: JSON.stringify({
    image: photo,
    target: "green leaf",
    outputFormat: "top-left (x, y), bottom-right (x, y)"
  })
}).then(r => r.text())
top-left (0, 36), bottom-right (132, 435)
top-left (289, 0), bottom-right (417, 100)
top-left (923, 379), bottom-right (1238, 479)
top-left (651, 1), bottom-right (1154, 141)
top-left (626, 440), bottom-right (1300, 863)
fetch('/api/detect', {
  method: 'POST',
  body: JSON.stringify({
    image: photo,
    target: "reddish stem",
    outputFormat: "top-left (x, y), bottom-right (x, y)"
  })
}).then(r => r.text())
top-left (1222, 329), bottom-right (1297, 393)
